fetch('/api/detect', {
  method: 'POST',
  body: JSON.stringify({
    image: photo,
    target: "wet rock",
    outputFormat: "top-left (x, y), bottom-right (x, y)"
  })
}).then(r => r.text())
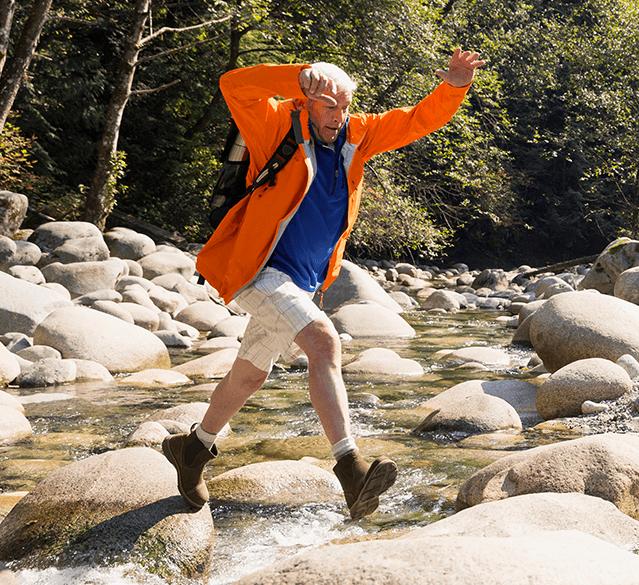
top-left (33, 306), bottom-right (171, 374)
top-left (405, 492), bottom-right (639, 550)
top-left (0, 272), bottom-right (73, 335)
top-left (208, 460), bottom-right (342, 506)
top-left (0, 191), bottom-right (28, 238)
top-left (175, 301), bottom-right (231, 331)
top-left (231, 530), bottom-right (639, 585)
top-left (71, 359), bottom-right (114, 383)
top-left (420, 289), bottom-right (461, 311)
top-left (172, 348), bottom-right (238, 379)
top-left (0, 344), bottom-right (20, 386)
top-left (441, 346), bottom-right (512, 367)
top-left (317, 260), bottom-right (402, 313)
top-left (343, 348), bottom-right (423, 376)
top-left (330, 302), bottom-right (415, 338)
top-left (529, 290), bottom-right (639, 373)
top-left (40, 259), bottom-right (126, 298)
top-left (0, 448), bottom-right (214, 581)
top-left (456, 433), bottom-right (639, 518)
top-left (118, 369), bottom-right (191, 387)
top-left (138, 250), bottom-right (195, 281)
top-left (0, 406), bottom-right (31, 442)
top-left (124, 421), bottom-right (169, 447)
top-left (103, 227), bottom-right (156, 260)
top-left (15, 358), bottom-right (77, 387)
top-left (414, 393), bottom-right (522, 435)
top-left (536, 358), bottom-right (632, 420)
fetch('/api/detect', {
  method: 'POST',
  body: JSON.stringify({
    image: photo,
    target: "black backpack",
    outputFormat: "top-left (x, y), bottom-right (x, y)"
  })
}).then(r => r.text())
top-left (208, 109), bottom-right (304, 229)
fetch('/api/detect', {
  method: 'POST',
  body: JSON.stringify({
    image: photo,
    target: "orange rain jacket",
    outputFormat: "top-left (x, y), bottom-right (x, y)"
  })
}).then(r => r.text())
top-left (196, 64), bottom-right (471, 303)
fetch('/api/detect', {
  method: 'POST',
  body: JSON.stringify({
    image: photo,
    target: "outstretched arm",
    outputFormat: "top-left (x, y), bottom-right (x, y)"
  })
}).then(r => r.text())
top-left (435, 48), bottom-right (485, 87)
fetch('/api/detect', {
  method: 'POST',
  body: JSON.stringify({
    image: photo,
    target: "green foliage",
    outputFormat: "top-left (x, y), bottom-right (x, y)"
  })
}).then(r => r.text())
top-left (0, 122), bottom-right (51, 195)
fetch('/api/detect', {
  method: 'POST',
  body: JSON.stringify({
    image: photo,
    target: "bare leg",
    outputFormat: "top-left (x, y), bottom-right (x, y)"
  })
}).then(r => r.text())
top-left (199, 357), bottom-right (270, 435)
top-left (294, 317), bottom-right (351, 445)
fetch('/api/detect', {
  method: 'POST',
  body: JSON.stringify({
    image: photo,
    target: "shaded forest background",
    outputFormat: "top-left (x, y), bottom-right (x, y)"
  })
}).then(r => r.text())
top-left (1, 0), bottom-right (638, 269)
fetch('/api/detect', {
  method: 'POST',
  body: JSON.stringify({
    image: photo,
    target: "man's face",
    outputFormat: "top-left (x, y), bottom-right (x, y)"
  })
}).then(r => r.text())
top-left (308, 90), bottom-right (352, 144)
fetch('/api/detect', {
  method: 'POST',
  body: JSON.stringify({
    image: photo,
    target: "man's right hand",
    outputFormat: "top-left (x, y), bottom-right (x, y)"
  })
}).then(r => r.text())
top-left (299, 67), bottom-right (338, 106)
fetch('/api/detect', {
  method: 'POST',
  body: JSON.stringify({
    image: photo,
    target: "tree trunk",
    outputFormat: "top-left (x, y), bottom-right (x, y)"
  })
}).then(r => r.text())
top-left (0, 0), bottom-right (16, 76)
top-left (82, 0), bottom-right (150, 230)
top-left (0, 0), bottom-right (51, 133)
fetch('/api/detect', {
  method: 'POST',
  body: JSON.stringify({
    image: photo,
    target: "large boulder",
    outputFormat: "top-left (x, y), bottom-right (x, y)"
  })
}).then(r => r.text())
top-left (230, 530), bottom-right (639, 585)
top-left (536, 358), bottom-right (632, 420)
top-left (138, 250), bottom-right (195, 281)
top-left (405, 492), bottom-right (639, 550)
top-left (330, 302), bottom-right (415, 338)
top-left (40, 259), bottom-right (126, 298)
top-left (208, 460), bottom-right (342, 507)
top-left (0, 344), bottom-right (20, 387)
top-left (0, 191), bottom-right (28, 237)
top-left (0, 236), bottom-right (40, 271)
top-left (0, 406), bottom-right (31, 443)
top-left (29, 221), bottom-right (109, 265)
top-left (456, 433), bottom-right (639, 518)
top-left (103, 227), bottom-right (156, 260)
top-left (579, 238), bottom-right (639, 294)
top-left (317, 260), bottom-right (403, 313)
top-left (33, 306), bottom-right (171, 374)
top-left (529, 290), bottom-right (639, 373)
top-left (0, 448), bottom-right (214, 581)
top-left (0, 272), bottom-right (73, 335)
top-left (343, 348), bottom-right (424, 376)
top-left (614, 266), bottom-right (639, 304)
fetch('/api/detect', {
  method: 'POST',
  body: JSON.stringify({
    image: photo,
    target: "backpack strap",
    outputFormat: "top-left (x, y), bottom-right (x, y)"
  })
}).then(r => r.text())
top-left (248, 109), bottom-right (303, 194)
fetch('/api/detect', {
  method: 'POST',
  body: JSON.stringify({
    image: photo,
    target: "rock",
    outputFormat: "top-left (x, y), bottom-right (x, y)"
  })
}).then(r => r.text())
top-left (579, 238), bottom-right (639, 294)
top-left (0, 192), bottom-right (27, 238)
top-left (74, 289), bottom-right (123, 305)
top-left (29, 221), bottom-right (109, 266)
top-left (536, 358), bottom-right (632, 420)
top-left (148, 285), bottom-right (187, 315)
top-left (103, 227), bottom-right (156, 260)
top-left (0, 236), bottom-right (16, 269)
top-left (405, 492), bottom-right (639, 550)
top-left (617, 354), bottom-right (639, 381)
top-left (195, 337), bottom-right (241, 353)
top-left (614, 266), bottom-right (639, 304)
top-left (124, 421), bottom-right (169, 447)
top-left (209, 315), bottom-right (250, 340)
top-left (0, 391), bottom-right (23, 413)
top-left (172, 348), bottom-right (239, 379)
top-left (529, 290), bottom-right (639, 372)
top-left (0, 272), bottom-right (73, 335)
top-left (442, 346), bottom-right (512, 367)
top-left (330, 302), bottom-right (415, 338)
top-left (230, 530), bottom-right (639, 585)
top-left (175, 301), bottom-right (231, 331)
top-left (582, 400), bottom-right (610, 414)
top-left (120, 286), bottom-right (160, 313)
top-left (89, 299), bottom-right (135, 324)
top-left (0, 448), bottom-right (214, 580)
top-left (152, 273), bottom-right (210, 304)
top-left (420, 289), bottom-right (461, 311)
top-left (471, 268), bottom-right (509, 291)
top-left (155, 330), bottom-right (193, 349)
top-left (15, 358), bottom-right (77, 387)
top-left (317, 260), bottom-right (403, 313)
top-left (0, 344), bottom-right (20, 387)
top-left (7, 265), bottom-right (44, 285)
top-left (0, 406), bottom-right (31, 442)
top-left (414, 394), bottom-right (522, 435)
top-left (118, 302), bottom-right (160, 331)
top-left (40, 259), bottom-right (126, 299)
top-left (418, 379), bottom-right (540, 426)
top-left (145, 403), bottom-right (225, 435)
top-left (138, 250), bottom-right (195, 281)
top-left (543, 281), bottom-right (574, 298)
top-left (535, 275), bottom-right (571, 297)
top-left (387, 290), bottom-right (417, 308)
top-left (119, 369), bottom-right (191, 387)
top-left (71, 359), bottom-right (114, 382)
top-left (456, 433), bottom-right (639, 518)
top-left (343, 348), bottom-right (423, 376)
top-left (207, 460), bottom-right (342, 506)
top-left (33, 306), bottom-right (171, 374)
top-left (15, 344), bottom-right (61, 361)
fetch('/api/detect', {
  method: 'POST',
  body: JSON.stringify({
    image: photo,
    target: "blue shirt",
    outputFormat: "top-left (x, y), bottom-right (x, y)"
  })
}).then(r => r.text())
top-left (270, 122), bottom-right (350, 292)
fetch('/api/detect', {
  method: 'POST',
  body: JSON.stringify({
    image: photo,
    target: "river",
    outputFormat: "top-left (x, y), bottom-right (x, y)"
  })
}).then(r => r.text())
top-left (2, 307), bottom-right (558, 585)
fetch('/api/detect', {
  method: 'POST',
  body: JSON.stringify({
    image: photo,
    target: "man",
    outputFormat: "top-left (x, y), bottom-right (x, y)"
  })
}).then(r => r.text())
top-left (163, 49), bottom-right (484, 519)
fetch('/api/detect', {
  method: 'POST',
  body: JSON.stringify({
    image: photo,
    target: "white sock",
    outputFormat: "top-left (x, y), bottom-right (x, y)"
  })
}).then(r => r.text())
top-left (331, 436), bottom-right (358, 461)
top-left (195, 424), bottom-right (217, 451)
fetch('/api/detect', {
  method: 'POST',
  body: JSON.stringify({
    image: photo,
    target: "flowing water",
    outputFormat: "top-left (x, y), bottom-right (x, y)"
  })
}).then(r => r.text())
top-left (1, 308), bottom-right (561, 585)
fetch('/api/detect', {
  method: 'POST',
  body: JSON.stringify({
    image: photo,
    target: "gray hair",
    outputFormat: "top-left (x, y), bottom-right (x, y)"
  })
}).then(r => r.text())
top-left (312, 62), bottom-right (357, 94)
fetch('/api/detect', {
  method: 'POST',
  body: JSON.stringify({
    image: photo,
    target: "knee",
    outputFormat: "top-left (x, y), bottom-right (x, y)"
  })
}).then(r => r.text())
top-left (296, 318), bottom-right (341, 360)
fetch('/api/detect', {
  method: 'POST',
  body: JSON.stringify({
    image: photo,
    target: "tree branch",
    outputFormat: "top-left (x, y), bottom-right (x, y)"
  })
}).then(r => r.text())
top-left (130, 78), bottom-right (181, 96)
top-left (137, 31), bottom-right (226, 65)
top-left (137, 14), bottom-right (231, 48)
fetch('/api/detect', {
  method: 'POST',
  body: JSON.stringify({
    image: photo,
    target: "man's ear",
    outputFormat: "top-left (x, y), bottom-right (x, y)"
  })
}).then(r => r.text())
top-left (292, 98), bottom-right (307, 111)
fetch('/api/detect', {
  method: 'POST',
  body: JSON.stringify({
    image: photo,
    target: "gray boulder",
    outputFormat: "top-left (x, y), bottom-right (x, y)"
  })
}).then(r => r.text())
top-left (40, 259), bottom-right (126, 298)
top-left (0, 406), bottom-right (31, 442)
top-left (530, 290), bottom-right (639, 372)
top-left (0, 343), bottom-right (20, 386)
top-left (33, 306), bottom-right (171, 373)
top-left (317, 260), bottom-right (402, 313)
top-left (175, 301), bottom-right (231, 331)
top-left (0, 272), bottom-right (73, 335)
top-left (0, 237), bottom-right (40, 271)
top-left (471, 268), bottom-right (509, 291)
top-left (29, 221), bottom-right (109, 266)
top-left (330, 302), bottom-right (415, 338)
top-left (103, 227), bottom-right (156, 260)
top-left (536, 358), bottom-right (632, 420)
top-left (456, 433), bottom-right (639, 518)
top-left (15, 358), bottom-right (77, 387)
top-left (343, 348), bottom-right (424, 376)
top-left (579, 237), bottom-right (639, 294)
top-left (0, 191), bottom-right (28, 237)
top-left (614, 266), bottom-right (639, 304)
top-left (0, 448), bottom-right (214, 581)
top-left (138, 250), bottom-right (195, 281)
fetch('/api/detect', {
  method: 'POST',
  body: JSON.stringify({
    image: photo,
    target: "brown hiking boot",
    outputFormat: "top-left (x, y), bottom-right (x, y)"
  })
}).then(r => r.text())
top-left (333, 451), bottom-right (398, 520)
top-left (162, 426), bottom-right (217, 509)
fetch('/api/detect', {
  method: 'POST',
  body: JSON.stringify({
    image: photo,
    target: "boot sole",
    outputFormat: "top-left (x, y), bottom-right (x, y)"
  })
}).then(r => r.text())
top-left (162, 437), bottom-right (206, 510)
top-left (349, 457), bottom-right (398, 520)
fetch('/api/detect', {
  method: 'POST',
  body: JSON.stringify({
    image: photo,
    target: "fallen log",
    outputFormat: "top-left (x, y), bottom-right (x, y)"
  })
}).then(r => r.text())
top-left (523, 255), bottom-right (598, 277)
